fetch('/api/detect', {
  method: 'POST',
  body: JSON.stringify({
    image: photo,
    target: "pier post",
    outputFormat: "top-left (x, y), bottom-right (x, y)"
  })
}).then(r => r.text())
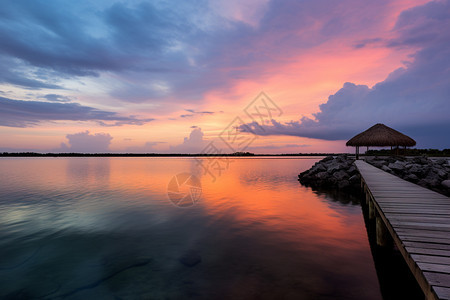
top-left (369, 199), bottom-right (375, 220)
top-left (365, 191), bottom-right (371, 205)
top-left (376, 214), bottom-right (389, 247)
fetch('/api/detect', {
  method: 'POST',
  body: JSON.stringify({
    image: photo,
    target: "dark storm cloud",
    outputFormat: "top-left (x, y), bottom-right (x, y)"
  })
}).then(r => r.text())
top-left (0, 97), bottom-right (154, 127)
top-left (240, 0), bottom-right (450, 149)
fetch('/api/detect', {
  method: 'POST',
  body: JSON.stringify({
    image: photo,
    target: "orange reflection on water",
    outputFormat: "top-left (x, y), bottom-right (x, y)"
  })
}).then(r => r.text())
top-left (197, 157), bottom-right (367, 252)
top-left (0, 157), bottom-right (368, 252)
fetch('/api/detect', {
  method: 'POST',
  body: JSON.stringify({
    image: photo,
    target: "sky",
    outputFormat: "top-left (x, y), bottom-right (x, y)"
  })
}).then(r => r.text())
top-left (0, 0), bottom-right (449, 153)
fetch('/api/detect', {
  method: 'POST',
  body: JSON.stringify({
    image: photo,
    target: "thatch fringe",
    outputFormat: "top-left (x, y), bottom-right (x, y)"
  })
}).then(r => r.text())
top-left (346, 123), bottom-right (416, 147)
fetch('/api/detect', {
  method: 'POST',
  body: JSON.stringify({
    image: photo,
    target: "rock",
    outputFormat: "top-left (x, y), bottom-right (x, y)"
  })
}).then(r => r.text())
top-left (179, 250), bottom-right (202, 267)
top-left (436, 158), bottom-right (448, 165)
top-left (333, 170), bottom-right (348, 181)
top-left (312, 163), bottom-right (327, 173)
top-left (316, 171), bottom-right (329, 180)
top-left (347, 165), bottom-right (357, 175)
top-left (436, 169), bottom-right (447, 178)
top-left (424, 173), bottom-right (440, 187)
top-left (338, 180), bottom-right (350, 190)
top-left (321, 156), bottom-right (334, 163)
top-left (405, 174), bottom-right (419, 183)
top-left (441, 180), bottom-right (450, 189)
top-left (408, 164), bottom-right (423, 175)
top-left (413, 156), bottom-right (429, 164)
top-left (349, 174), bottom-right (360, 184)
top-left (328, 163), bottom-right (345, 173)
top-left (388, 161), bottom-right (405, 171)
top-left (298, 155), bottom-right (360, 193)
top-left (381, 165), bottom-right (392, 173)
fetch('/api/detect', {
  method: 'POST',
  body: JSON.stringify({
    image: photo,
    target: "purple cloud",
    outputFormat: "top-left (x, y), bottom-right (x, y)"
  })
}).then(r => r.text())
top-left (0, 97), bottom-right (154, 127)
top-left (60, 131), bottom-right (113, 153)
top-left (240, 1), bottom-right (450, 148)
top-left (169, 127), bottom-right (208, 153)
top-left (0, 0), bottom-right (402, 102)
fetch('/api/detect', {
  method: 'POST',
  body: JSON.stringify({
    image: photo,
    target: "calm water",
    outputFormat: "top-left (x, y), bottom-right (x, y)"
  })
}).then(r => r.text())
top-left (0, 157), bottom-right (382, 299)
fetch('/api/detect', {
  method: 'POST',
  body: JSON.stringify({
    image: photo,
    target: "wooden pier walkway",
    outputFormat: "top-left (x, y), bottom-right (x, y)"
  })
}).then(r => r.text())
top-left (355, 160), bottom-right (450, 300)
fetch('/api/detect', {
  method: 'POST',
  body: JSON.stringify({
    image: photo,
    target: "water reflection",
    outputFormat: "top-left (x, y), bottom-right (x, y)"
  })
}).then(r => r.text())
top-left (0, 157), bottom-right (382, 299)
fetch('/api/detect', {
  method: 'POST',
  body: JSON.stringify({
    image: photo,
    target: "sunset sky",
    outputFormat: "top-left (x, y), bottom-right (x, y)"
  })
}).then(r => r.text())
top-left (0, 0), bottom-right (449, 153)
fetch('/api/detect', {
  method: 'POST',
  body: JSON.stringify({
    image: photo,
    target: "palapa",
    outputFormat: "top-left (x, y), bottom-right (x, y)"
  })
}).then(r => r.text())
top-left (346, 123), bottom-right (416, 159)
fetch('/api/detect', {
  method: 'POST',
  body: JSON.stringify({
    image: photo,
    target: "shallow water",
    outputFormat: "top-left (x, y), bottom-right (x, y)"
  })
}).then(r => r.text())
top-left (0, 157), bottom-right (382, 299)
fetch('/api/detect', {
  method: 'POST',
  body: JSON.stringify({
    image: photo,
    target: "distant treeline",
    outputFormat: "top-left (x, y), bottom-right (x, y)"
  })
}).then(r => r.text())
top-left (366, 148), bottom-right (450, 157)
top-left (0, 152), bottom-right (343, 157)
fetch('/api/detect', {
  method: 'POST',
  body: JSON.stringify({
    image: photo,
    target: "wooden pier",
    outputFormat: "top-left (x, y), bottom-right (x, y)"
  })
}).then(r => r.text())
top-left (355, 160), bottom-right (450, 300)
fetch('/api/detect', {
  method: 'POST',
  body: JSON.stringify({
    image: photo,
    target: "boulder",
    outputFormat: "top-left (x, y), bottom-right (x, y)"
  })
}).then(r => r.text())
top-left (405, 174), bottom-right (419, 183)
top-left (381, 165), bottom-right (392, 173)
top-left (408, 164), bottom-right (423, 175)
top-left (388, 161), bottom-right (405, 171)
top-left (333, 170), bottom-right (348, 181)
top-left (316, 171), bottom-right (329, 180)
top-left (441, 180), bottom-right (450, 189)
top-left (338, 180), bottom-right (350, 190)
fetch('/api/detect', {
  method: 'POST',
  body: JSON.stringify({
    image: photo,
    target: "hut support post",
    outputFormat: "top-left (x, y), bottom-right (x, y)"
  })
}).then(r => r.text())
top-left (356, 146), bottom-right (359, 160)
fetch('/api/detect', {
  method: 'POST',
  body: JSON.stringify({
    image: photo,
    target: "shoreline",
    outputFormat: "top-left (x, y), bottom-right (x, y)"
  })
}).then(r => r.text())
top-left (0, 152), bottom-right (343, 157)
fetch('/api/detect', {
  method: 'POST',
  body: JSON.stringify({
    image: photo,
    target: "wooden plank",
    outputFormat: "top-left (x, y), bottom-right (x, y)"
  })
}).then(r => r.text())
top-left (391, 222), bottom-right (450, 232)
top-left (434, 286), bottom-right (450, 300)
top-left (424, 271), bottom-right (450, 287)
top-left (379, 201), bottom-right (450, 205)
top-left (403, 241), bottom-right (450, 251)
top-left (372, 192), bottom-right (446, 196)
top-left (388, 216), bottom-right (450, 224)
top-left (411, 254), bottom-right (450, 266)
top-left (401, 236), bottom-right (450, 245)
top-left (406, 246), bottom-right (450, 257)
top-left (383, 209), bottom-right (450, 215)
top-left (417, 262), bottom-right (450, 274)
top-left (396, 229), bottom-right (450, 240)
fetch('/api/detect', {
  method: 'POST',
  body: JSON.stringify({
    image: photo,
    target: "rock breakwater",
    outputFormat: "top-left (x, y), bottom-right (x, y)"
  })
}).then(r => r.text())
top-left (365, 156), bottom-right (450, 196)
top-left (298, 155), bottom-right (450, 197)
top-left (298, 155), bottom-right (360, 192)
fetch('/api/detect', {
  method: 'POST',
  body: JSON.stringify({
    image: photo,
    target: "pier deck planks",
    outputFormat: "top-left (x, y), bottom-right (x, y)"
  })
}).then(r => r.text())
top-left (355, 160), bottom-right (450, 300)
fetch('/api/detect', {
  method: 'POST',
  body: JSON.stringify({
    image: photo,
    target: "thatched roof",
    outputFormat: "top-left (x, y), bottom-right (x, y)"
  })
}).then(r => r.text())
top-left (346, 123), bottom-right (416, 147)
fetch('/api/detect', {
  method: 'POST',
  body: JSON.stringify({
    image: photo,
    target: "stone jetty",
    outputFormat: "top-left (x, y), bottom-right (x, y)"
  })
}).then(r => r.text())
top-left (299, 155), bottom-right (450, 196)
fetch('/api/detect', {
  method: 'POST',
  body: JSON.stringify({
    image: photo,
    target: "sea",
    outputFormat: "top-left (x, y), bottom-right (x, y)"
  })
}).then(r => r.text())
top-left (0, 157), bottom-right (397, 299)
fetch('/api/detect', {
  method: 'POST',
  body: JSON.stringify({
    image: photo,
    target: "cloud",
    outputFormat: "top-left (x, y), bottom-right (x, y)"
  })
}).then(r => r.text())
top-left (247, 143), bottom-right (310, 152)
top-left (241, 1), bottom-right (450, 149)
top-left (0, 56), bottom-right (63, 90)
top-left (59, 131), bottom-right (113, 153)
top-left (124, 141), bottom-right (167, 153)
top-left (169, 127), bottom-right (208, 153)
top-left (180, 109), bottom-right (215, 118)
top-left (0, 97), bottom-right (154, 127)
top-left (0, 0), bottom-right (403, 102)
top-left (40, 94), bottom-right (72, 102)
